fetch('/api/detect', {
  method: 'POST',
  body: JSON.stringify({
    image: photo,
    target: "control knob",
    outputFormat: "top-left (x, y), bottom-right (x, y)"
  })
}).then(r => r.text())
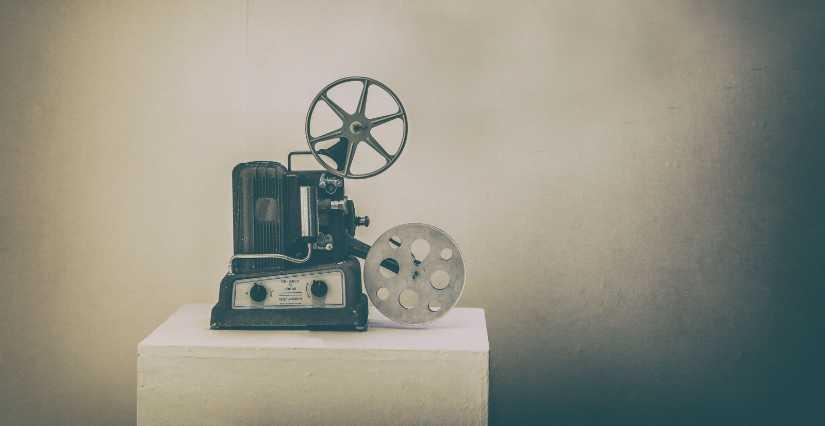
top-left (310, 280), bottom-right (328, 298)
top-left (249, 283), bottom-right (268, 302)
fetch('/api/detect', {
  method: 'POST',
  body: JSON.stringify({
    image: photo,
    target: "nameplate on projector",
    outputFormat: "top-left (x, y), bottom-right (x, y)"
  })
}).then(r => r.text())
top-left (232, 271), bottom-right (345, 309)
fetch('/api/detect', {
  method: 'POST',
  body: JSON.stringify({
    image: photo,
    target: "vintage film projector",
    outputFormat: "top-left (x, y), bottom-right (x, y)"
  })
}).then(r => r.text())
top-left (210, 77), bottom-right (465, 330)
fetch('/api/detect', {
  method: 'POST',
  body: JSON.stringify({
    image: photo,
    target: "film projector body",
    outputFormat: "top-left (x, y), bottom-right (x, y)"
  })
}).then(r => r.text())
top-left (210, 77), bottom-right (465, 330)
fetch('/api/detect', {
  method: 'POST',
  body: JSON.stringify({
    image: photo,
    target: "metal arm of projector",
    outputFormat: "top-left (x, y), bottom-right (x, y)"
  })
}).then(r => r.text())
top-left (350, 237), bottom-right (401, 274)
top-left (349, 238), bottom-right (371, 260)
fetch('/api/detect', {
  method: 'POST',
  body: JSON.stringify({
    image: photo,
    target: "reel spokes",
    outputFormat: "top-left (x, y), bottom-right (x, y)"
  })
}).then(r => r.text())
top-left (305, 76), bottom-right (408, 179)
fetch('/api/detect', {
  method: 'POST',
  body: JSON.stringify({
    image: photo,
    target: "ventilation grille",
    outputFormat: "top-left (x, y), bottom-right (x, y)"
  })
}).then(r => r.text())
top-left (233, 163), bottom-right (285, 272)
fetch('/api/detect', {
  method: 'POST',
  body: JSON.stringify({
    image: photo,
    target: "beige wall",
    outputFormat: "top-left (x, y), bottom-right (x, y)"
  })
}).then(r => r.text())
top-left (2, 1), bottom-right (823, 424)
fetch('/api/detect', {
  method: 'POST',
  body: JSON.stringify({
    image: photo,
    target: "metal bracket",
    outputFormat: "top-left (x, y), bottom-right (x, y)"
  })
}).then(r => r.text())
top-left (287, 151), bottom-right (319, 171)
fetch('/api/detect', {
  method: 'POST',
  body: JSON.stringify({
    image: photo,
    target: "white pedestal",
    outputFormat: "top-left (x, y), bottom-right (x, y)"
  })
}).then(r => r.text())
top-left (137, 304), bottom-right (489, 426)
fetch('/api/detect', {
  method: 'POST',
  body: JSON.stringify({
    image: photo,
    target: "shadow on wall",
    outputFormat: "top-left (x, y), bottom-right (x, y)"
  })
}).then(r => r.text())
top-left (490, 3), bottom-right (825, 425)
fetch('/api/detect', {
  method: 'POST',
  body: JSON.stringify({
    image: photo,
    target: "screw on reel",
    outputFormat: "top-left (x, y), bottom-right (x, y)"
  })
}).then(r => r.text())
top-left (305, 76), bottom-right (408, 179)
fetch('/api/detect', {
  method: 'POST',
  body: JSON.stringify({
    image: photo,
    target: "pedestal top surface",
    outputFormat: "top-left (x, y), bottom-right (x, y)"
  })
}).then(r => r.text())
top-left (139, 304), bottom-right (488, 357)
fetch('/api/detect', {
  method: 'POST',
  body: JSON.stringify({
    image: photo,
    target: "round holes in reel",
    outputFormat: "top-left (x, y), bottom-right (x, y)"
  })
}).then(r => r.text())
top-left (440, 248), bottom-right (453, 261)
top-left (364, 223), bottom-right (465, 325)
top-left (430, 270), bottom-right (450, 290)
top-left (376, 287), bottom-right (389, 301)
top-left (379, 258), bottom-right (400, 278)
top-left (410, 239), bottom-right (431, 262)
top-left (399, 289), bottom-right (419, 310)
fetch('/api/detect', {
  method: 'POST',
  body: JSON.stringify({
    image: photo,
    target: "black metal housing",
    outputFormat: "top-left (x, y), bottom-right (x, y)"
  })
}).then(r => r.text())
top-left (229, 161), bottom-right (356, 273)
top-left (210, 257), bottom-right (368, 330)
top-left (211, 159), bottom-right (370, 330)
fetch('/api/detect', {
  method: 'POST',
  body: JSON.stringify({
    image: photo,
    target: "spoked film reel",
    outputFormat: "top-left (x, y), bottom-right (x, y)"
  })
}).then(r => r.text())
top-left (364, 224), bottom-right (465, 325)
top-left (305, 76), bottom-right (408, 179)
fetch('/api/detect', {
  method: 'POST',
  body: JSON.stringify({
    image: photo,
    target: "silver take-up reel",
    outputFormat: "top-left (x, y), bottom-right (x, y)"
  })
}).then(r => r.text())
top-left (364, 224), bottom-right (466, 325)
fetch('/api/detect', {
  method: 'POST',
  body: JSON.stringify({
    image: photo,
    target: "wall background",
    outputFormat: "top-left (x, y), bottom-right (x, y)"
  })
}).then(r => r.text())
top-left (1, 1), bottom-right (823, 425)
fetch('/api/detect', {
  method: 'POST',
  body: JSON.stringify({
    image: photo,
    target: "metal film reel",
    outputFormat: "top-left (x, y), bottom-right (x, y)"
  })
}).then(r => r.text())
top-left (364, 223), bottom-right (465, 325)
top-left (305, 76), bottom-right (408, 179)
